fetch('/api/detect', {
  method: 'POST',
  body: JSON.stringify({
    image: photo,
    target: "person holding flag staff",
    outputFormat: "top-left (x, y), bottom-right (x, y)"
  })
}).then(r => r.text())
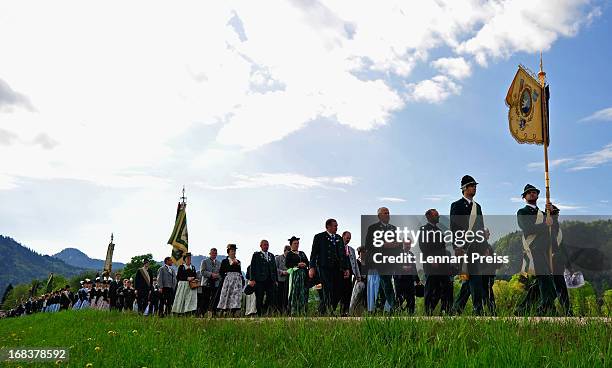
top-left (516, 184), bottom-right (557, 315)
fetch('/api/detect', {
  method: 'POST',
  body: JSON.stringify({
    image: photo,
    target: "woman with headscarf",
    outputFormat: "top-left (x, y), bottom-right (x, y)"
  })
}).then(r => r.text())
top-left (285, 236), bottom-right (310, 315)
top-left (216, 244), bottom-right (244, 316)
top-left (172, 253), bottom-right (198, 315)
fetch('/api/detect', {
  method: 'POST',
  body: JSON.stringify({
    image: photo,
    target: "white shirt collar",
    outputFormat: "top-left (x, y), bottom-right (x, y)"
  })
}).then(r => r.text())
top-left (526, 203), bottom-right (538, 209)
top-left (463, 196), bottom-right (473, 204)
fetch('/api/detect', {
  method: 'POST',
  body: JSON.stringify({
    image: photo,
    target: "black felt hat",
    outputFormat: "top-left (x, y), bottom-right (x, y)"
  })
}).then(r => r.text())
top-left (521, 184), bottom-right (540, 198)
top-left (460, 175), bottom-right (478, 189)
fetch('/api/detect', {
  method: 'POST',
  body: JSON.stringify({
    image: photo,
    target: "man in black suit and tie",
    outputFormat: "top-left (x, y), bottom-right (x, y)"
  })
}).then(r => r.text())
top-left (248, 239), bottom-right (278, 316)
top-left (450, 175), bottom-right (487, 315)
top-left (309, 218), bottom-right (350, 315)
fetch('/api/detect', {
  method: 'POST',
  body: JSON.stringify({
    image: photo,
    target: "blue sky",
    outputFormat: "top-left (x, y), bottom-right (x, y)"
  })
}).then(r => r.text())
top-left (0, 1), bottom-right (610, 263)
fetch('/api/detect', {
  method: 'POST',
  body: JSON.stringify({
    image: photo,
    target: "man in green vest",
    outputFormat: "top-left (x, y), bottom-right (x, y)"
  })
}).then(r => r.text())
top-left (516, 184), bottom-right (557, 315)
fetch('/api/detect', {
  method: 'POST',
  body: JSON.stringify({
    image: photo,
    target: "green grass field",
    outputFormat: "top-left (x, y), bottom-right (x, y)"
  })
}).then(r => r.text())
top-left (0, 310), bottom-right (610, 367)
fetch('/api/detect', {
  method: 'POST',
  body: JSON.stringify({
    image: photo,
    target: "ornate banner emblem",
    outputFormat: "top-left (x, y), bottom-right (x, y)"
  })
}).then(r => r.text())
top-left (505, 66), bottom-right (545, 145)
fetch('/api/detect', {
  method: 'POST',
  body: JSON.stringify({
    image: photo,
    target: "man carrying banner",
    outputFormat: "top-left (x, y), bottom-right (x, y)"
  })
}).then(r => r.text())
top-left (516, 184), bottom-right (557, 315)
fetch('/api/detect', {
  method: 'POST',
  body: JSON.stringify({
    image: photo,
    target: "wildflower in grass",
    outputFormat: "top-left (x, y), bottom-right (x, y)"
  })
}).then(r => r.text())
top-left (55, 359), bottom-right (62, 365)
top-left (85, 364), bottom-right (93, 368)
top-left (132, 329), bottom-right (138, 335)
top-left (95, 346), bottom-right (102, 352)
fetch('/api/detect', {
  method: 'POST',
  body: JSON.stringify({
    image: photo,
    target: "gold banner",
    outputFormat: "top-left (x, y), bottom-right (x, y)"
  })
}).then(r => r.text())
top-left (505, 66), bottom-right (545, 145)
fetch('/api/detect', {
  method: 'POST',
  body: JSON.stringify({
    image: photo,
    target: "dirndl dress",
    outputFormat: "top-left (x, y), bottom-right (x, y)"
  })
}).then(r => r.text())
top-left (172, 280), bottom-right (198, 314)
top-left (217, 272), bottom-right (243, 310)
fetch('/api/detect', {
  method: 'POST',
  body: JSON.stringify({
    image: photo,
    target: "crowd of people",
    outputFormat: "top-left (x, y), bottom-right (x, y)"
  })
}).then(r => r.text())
top-left (3, 175), bottom-right (573, 318)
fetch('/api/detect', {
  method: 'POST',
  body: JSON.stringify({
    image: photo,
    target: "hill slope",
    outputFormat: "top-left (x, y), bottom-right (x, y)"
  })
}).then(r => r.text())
top-left (0, 235), bottom-right (87, 295)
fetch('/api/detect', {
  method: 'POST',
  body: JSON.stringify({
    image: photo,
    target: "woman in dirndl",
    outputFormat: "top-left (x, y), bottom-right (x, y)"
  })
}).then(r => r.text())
top-left (172, 253), bottom-right (198, 315)
top-left (216, 244), bottom-right (244, 317)
top-left (286, 236), bottom-right (310, 315)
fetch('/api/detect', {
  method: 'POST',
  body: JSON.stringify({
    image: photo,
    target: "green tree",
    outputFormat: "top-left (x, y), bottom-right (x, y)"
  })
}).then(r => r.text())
top-left (121, 254), bottom-right (160, 281)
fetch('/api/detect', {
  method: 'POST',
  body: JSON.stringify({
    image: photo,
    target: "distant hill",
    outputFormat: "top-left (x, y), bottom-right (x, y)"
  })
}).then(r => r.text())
top-left (0, 236), bottom-right (87, 296)
top-left (53, 248), bottom-right (125, 271)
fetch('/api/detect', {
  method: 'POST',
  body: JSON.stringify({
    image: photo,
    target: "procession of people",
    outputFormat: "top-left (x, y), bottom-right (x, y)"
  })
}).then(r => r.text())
top-left (4, 176), bottom-right (575, 319)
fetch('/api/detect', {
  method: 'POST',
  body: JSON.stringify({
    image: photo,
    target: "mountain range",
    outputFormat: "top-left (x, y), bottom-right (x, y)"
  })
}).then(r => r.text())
top-left (0, 236), bottom-right (86, 296)
top-left (52, 248), bottom-right (125, 271)
top-left (0, 235), bottom-right (229, 296)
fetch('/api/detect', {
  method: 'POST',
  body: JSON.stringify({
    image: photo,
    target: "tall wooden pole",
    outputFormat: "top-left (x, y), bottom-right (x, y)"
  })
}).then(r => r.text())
top-left (538, 52), bottom-right (551, 209)
top-left (538, 52), bottom-right (554, 272)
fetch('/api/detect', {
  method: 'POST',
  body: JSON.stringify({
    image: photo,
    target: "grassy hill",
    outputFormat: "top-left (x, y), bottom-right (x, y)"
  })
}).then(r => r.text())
top-left (0, 310), bottom-right (610, 367)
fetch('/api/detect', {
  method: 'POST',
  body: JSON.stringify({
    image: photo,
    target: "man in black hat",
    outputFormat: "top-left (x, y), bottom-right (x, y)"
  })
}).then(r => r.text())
top-left (134, 259), bottom-right (154, 314)
top-left (248, 239), bottom-right (278, 316)
top-left (310, 218), bottom-right (350, 315)
top-left (515, 184), bottom-right (558, 315)
top-left (450, 175), bottom-right (487, 315)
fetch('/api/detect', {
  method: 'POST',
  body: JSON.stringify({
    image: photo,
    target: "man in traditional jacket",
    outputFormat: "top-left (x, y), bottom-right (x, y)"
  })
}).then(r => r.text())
top-left (157, 257), bottom-right (176, 317)
top-left (248, 240), bottom-right (278, 316)
top-left (275, 245), bottom-right (290, 315)
top-left (516, 184), bottom-right (558, 315)
top-left (450, 175), bottom-right (487, 315)
top-left (200, 248), bottom-right (221, 316)
top-left (134, 259), bottom-right (154, 314)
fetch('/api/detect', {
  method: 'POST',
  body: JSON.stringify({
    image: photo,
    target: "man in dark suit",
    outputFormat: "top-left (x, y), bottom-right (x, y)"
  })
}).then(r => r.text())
top-left (109, 272), bottom-right (122, 310)
top-left (134, 259), bottom-right (154, 314)
top-left (309, 218), bottom-right (350, 315)
top-left (248, 239), bottom-right (278, 316)
top-left (515, 184), bottom-right (557, 315)
top-left (340, 231), bottom-right (359, 316)
top-left (450, 175), bottom-right (486, 315)
top-left (364, 207), bottom-right (399, 312)
top-left (418, 209), bottom-right (453, 315)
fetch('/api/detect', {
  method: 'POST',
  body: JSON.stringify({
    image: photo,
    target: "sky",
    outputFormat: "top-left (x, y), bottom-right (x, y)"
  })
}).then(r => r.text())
top-left (0, 0), bottom-right (611, 263)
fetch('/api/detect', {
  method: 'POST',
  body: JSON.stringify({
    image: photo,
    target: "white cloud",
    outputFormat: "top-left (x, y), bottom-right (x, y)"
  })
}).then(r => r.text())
top-left (405, 75), bottom-right (461, 103)
top-left (378, 197), bottom-right (406, 202)
top-left (423, 194), bottom-right (450, 201)
top-left (197, 173), bottom-right (355, 191)
top-left (527, 158), bottom-right (574, 171)
top-left (579, 107), bottom-right (612, 123)
top-left (456, 1), bottom-right (600, 66)
top-left (569, 143), bottom-right (612, 171)
top-left (526, 143), bottom-right (612, 172)
top-left (431, 57), bottom-right (471, 79)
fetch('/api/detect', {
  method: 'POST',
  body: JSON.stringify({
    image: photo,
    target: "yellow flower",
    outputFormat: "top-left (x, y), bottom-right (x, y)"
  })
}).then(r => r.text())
top-left (86, 364), bottom-right (93, 368)
top-left (55, 359), bottom-right (62, 365)
top-left (131, 329), bottom-right (138, 335)
top-left (95, 346), bottom-right (102, 352)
